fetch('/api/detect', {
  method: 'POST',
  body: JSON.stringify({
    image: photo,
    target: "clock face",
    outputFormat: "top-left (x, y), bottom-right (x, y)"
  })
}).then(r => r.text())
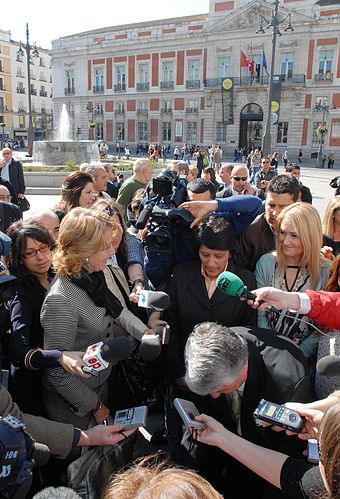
top-left (271, 100), bottom-right (280, 112)
top-left (222, 78), bottom-right (233, 90)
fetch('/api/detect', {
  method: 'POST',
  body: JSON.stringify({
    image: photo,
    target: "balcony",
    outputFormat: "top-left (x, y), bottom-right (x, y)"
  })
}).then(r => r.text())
top-left (186, 79), bottom-right (200, 89)
top-left (94, 109), bottom-right (104, 116)
top-left (186, 107), bottom-right (199, 114)
top-left (64, 88), bottom-right (75, 95)
top-left (137, 109), bottom-right (148, 117)
top-left (30, 74), bottom-right (36, 80)
top-left (18, 107), bottom-right (26, 113)
top-left (17, 87), bottom-right (25, 94)
top-left (39, 76), bottom-right (47, 82)
top-left (136, 82), bottom-right (149, 91)
top-left (114, 83), bottom-right (126, 92)
top-left (39, 90), bottom-right (47, 97)
top-left (204, 74), bottom-right (306, 88)
top-left (0, 85), bottom-right (6, 92)
top-left (314, 73), bottom-right (333, 83)
top-left (115, 109), bottom-right (125, 116)
top-left (93, 85), bottom-right (104, 93)
top-left (161, 108), bottom-right (172, 114)
top-left (16, 72), bottom-right (25, 78)
top-left (160, 81), bottom-right (174, 90)
top-left (30, 89), bottom-right (37, 96)
top-left (0, 106), bottom-right (9, 112)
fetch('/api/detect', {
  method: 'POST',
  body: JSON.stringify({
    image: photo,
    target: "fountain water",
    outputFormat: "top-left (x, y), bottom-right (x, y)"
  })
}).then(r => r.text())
top-left (32, 104), bottom-right (100, 165)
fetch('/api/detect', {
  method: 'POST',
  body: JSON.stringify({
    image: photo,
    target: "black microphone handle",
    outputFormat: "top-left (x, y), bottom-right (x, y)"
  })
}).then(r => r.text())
top-left (136, 205), bottom-right (153, 230)
top-left (241, 288), bottom-right (281, 315)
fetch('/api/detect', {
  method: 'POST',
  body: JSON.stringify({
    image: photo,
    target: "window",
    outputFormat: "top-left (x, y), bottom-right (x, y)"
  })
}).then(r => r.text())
top-left (186, 122), bottom-right (197, 143)
top-left (94, 67), bottom-right (104, 90)
top-left (96, 123), bottom-right (103, 140)
top-left (116, 122), bottom-right (125, 141)
top-left (39, 57), bottom-right (45, 67)
top-left (319, 50), bottom-right (333, 74)
top-left (280, 52), bottom-right (294, 79)
top-left (19, 115), bottom-right (26, 128)
top-left (138, 121), bottom-right (148, 142)
top-left (187, 99), bottom-right (198, 112)
top-left (66, 70), bottom-right (75, 93)
top-left (0, 78), bottom-right (4, 91)
top-left (312, 121), bottom-right (323, 147)
top-left (116, 65), bottom-right (126, 85)
top-left (218, 57), bottom-right (231, 78)
top-left (277, 122), bottom-right (289, 144)
top-left (138, 101), bottom-right (148, 111)
top-left (163, 100), bottom-right (172, 111)
top-left (138, 64), bottom-right (149, 83)
top-left (216, 122), bottom-right (227, 143)
top-left (162, 122), bottom-right (172, 141)
top-left (315, 96), bottom-right (328, 108)
top-left (0, 97), bottom-right (4, 112)
top-left (188, 60), bottom-right (200, 81)
top-left (116, 102), bottom-right (125, 114)
top-left (162, 61), bottom-right (174, 82)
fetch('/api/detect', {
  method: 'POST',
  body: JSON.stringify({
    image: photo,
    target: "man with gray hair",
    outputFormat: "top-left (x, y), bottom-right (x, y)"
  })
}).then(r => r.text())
top-left (30, 210), bottom-right (60, 243)
top-left (182, 322), bottom-right (312, 497)
top-left (116, 158), bottom-right (153, 210)
top-left (85, 164), bottom-right (110, 199)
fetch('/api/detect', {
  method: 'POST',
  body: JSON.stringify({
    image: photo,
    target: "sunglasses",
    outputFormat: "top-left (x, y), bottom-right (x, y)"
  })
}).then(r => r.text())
top-left (233, 176), bottom-right (248, 181)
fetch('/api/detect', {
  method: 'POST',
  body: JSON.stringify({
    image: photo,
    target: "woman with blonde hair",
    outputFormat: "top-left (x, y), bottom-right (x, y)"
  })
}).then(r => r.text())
top-left (323, 196), bottom-right (340, 255)
top-left (41, 208), bottom-right (153, 429)
top-left (255, 202), bottom-right (331, 357)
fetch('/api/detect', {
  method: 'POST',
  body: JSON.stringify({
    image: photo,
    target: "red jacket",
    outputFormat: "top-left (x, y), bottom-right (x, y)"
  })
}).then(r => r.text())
top-left (306, 289), bottom-right (340, 329)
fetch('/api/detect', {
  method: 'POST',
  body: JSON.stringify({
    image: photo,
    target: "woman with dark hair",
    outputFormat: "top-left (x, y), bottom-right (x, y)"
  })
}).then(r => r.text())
top-left (7, 221), bottom-right (87, 416)
top-left (54, 171), bottom-right (96, 221)
top-left (202, 166), bottom-right (221, 194)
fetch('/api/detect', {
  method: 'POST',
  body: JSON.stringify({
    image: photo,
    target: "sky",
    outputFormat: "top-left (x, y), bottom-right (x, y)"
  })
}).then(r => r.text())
top-left (1, 0), bottom-right (209, 49)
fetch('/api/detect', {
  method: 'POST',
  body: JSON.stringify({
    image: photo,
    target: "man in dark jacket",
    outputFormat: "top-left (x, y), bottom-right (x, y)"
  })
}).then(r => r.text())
top-left (0, 148), bottom-right (25, 201)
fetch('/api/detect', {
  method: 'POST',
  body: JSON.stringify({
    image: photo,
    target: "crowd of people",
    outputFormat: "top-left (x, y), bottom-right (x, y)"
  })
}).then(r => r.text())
top-left (0, 145), bottom-right (339, 498)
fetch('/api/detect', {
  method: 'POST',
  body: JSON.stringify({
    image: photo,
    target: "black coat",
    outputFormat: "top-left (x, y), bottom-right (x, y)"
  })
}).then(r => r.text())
top-left (7, 159), bottom-right (26, 197)
top-left (164, 260), bottom-right (257, 379)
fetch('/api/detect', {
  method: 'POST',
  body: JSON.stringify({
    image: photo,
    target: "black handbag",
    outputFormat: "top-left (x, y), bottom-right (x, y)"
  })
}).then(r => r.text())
top-left (17, 196), bottom-right (30, 212)
top-left (66, 431), bottom-right (136, 499)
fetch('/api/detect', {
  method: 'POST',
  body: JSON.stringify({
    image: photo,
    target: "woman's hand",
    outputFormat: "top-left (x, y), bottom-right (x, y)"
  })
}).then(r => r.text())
top-left (129, 281), bottom-right (145, 303)
top-left (320, 246), bottom-right (335, 262)
top-left (60, 351), bottom-right (90, 378)
top-left (148, 313), bottom-right (167, 331)
top-left (142, 328), bottom-right (158, 335)
top-left (78, 423), bottom-right (136, 447)
top-left (193, 414), bottom-right (229, 447)
top-left (284, 404), bottom-right (324, 440)
top-left (246, 287), bottom-right (300, 312)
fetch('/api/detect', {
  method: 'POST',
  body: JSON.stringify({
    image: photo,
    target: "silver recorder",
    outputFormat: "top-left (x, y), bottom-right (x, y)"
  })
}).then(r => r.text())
top-left (113, 406), bottom-right (148, 430)
top-left (174, 398), bottom-right (207, 430)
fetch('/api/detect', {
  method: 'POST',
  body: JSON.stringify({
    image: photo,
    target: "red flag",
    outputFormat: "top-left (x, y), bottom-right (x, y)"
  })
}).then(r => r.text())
top-left (240, 50), bottom-right (248, 68)
top-left (248, 60), bottom-right (255, 75)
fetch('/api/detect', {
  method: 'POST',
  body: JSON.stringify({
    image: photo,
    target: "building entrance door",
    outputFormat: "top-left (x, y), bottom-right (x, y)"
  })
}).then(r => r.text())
top-left (239, 103), bottom-right (263, 150)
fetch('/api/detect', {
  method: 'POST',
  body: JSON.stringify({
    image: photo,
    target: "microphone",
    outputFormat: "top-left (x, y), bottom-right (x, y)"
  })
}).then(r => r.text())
top-left (136, 204), bottom-right (154, 230)
top-left (139, 334), bottom-right (162, 362)
top-left (138, 290), bottom-right (170, 311)
top-left (216, 271), bottom-right (281, 315)
top-left (31, 442), bottom-right (50, 467)
top-left (316, 355), bottom-right (340, 377)
top-left (83, 336), bottom-right (136, 376)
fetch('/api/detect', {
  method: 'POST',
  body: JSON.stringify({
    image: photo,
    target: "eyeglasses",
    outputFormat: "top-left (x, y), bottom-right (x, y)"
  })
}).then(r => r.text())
top-left (0, 195), bottom-right (12, 201)
top-left (262, 161), bottom-right (270, 164)
top-left (232, 176), bottom-right (248, 181)
top-left (22, 244), bottom-right (50, 259)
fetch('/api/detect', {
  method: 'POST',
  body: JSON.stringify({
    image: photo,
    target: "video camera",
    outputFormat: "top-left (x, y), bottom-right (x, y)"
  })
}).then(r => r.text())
top-left (0, 232), bottom-right (16, 305)
top-left (0, 415), bottom-right (49, 498)
top-left (136, 169), bottom-right (193, 253)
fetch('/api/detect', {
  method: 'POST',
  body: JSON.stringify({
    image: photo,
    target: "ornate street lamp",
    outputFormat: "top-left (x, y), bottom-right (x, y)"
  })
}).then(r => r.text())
top-left (256, 0), bottom-right (294, 156)
top-left (17, 24), bottom-right (39, 154)
top-left (313, 101), bottom-right (336, 168)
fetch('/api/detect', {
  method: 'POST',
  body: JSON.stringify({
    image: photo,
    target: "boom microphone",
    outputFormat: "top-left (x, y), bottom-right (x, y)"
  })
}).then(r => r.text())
top-left (83, 336), bottom-right (136, 375)
top-left (216, 271), bottom-right (281, 315)
top-left (316, 355), bottom-right (340, 377)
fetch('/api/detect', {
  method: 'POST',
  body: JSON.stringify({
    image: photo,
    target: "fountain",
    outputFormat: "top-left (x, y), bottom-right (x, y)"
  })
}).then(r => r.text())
top-left (32, 104), bottom-right (100, 165)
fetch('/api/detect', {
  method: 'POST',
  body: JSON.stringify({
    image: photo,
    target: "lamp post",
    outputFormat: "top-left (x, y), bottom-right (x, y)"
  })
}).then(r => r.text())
top-left (313, 101), bottom-right (336, 168)
top-left (17, 24), bottom-right (39, 154)
top-left (0, 122), bottom-right (6, 145)
top-left (256, 0), bottom-right (294, 156)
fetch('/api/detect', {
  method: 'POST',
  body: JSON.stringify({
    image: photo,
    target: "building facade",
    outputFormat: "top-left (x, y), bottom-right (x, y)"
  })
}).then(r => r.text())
top-left (51, 0), bottom-right (340, 157)
top-left (0, 28), bottom-right (53, 145)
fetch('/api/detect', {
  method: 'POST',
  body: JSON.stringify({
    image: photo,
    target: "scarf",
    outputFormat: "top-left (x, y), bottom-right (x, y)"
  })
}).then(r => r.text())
top-left (71, 269), bottom-right (123, 319)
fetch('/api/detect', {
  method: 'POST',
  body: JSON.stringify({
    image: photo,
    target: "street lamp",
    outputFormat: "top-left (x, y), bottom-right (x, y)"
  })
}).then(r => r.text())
top-left (0, 122), bottom-right (6, 145)
top-left (313, 101), bottom-right (336, 168)
top-left (256, 0), bottom-right (294, 156)
top-left (17, 24), bottom-right (39, 154)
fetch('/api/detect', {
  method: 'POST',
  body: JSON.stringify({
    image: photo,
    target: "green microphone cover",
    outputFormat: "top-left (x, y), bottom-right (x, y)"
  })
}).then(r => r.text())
top-left (216, 271), bottom-right (246, 298)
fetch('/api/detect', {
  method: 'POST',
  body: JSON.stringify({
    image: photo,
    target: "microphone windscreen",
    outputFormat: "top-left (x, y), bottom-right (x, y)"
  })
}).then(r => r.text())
top-left (31, 442), bottom-right (50, 467)
top-left (147, 291), bottom-right (171, 310)
top-left (316, 355), bottom-right (340, 377)
top-left (216, 271), bottom-right (245, 298)
top-left (101, 336), bottom-right (136, 363)
top-left (139, 340), bottom-right (161, 361)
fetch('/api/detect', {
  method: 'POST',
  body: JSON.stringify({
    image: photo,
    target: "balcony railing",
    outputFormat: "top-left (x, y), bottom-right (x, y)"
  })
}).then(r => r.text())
top-left (186, 107), bottom-right (199, 114)
top-left (160, 81), bottom-right (174, 90)
top-left (64, 88), bottom-right (75, 95)
top-left (186, 79), bottom-right (200, 89)
top-left (136, 82), bottom-right (149, 91)
top-left (17, 87), bottom-right (25, 94)
top-left (30, 74), bottom-right (36, 80)
top-left (16, 72), bottom-right (25, 78)
top-left (114, 83), bottom-right (126, 92)
top-left (39, 90), bottom-right (47, 97)
top-left (204, 74), bottom-right (306, 88)
top-left (30, 89), bottom-right (37, 96)
top-left (314, 73), bottom-right (333, 83)
top-left (137, 109), bottom-right (148, 117)
top-left (0, 86), bottom-right (6, 92)
top-left (94, 109), bottom-right (104, 116)
top-left (93, 85), bottom-right (104, 93)
top-left (115, 109), bottom-right (125, 115)
top-left (39, 76), bottom-right (47, 82)
top-left (161, 108), bottom-right (172, 114)
top-left (18, 107), bottom-right (26, 112)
